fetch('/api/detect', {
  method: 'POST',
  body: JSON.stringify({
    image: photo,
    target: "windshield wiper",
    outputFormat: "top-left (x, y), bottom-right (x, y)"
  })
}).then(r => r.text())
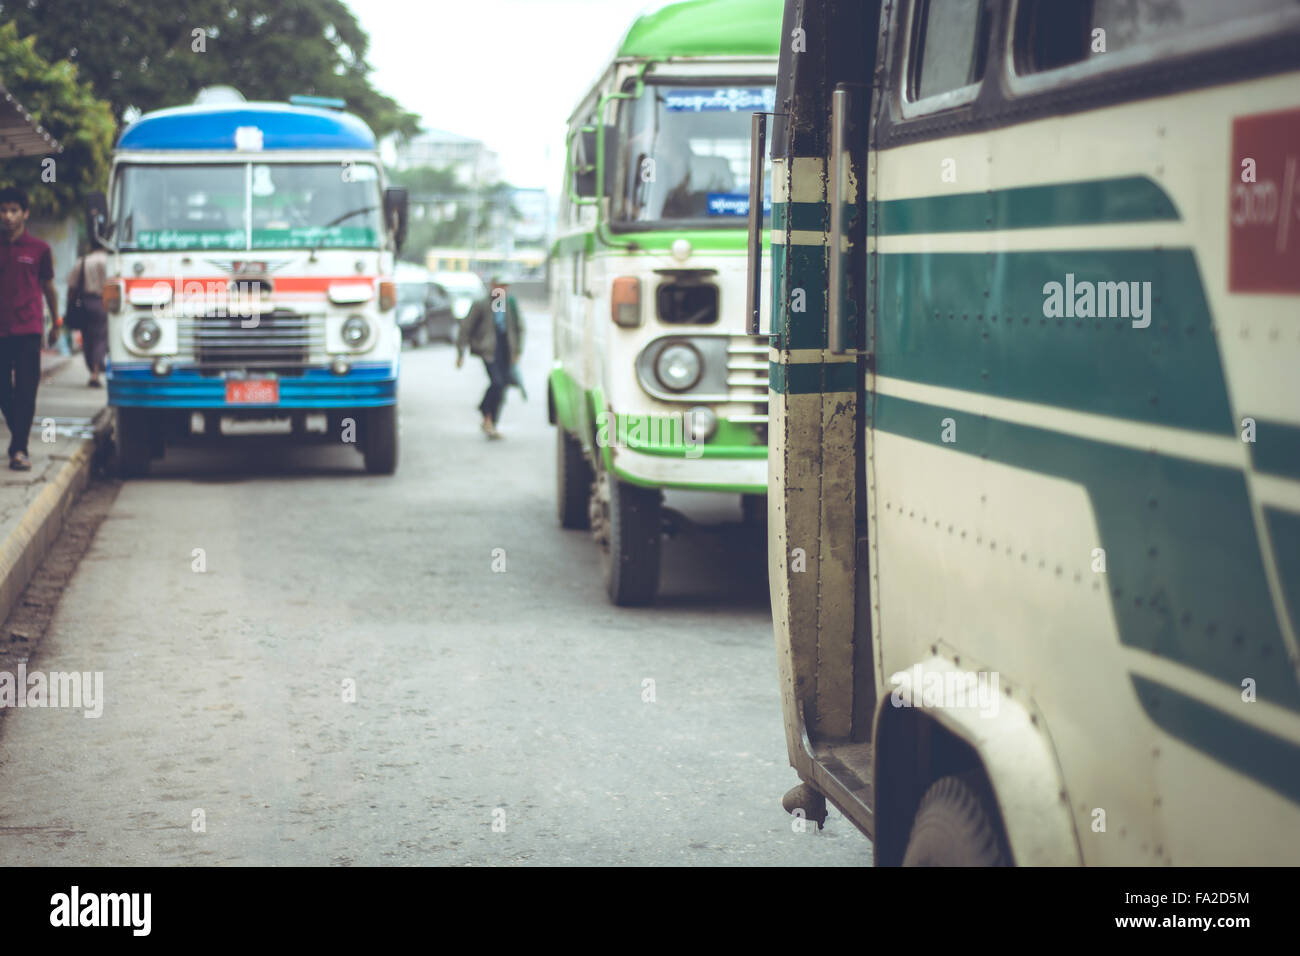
top-left (307, 206), bottom-right (378, 261)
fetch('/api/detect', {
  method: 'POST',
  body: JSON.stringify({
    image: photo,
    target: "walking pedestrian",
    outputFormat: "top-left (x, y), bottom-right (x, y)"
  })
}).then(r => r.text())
top-left (454, 276), bottom-right (524, 439)
top-left (0, 186), bottom-right (60, 471)
top-left (66, 237), bottom-right (109, 387)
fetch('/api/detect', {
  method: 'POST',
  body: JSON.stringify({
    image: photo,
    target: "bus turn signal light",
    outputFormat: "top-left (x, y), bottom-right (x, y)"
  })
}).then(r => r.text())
top-left (611, 276), bottom-right (641, 328)
top-left (103, 281), bottom-right (122, 314)
top-left (378, 280), bottom-right (396, 311)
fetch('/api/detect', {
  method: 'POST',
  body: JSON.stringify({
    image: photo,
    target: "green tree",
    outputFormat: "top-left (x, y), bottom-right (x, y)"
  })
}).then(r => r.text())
top-left (0, 22), bottom-right (115, 220)
top-left (0, 0), bottom-right (418, 140)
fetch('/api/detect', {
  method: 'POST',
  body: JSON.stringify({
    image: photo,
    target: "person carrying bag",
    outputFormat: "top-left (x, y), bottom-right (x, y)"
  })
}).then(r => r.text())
top-left (65, 240), bottom-right (108, 387)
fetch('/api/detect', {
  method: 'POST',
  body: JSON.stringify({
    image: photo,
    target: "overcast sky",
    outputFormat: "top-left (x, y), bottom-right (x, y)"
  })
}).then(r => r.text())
top-left (346, 0), bottom-right (656, 190)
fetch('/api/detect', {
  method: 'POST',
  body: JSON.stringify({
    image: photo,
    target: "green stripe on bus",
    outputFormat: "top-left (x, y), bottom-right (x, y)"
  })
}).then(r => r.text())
top-left (1251, 420), bottom-right (1300, 481)
top-left (552, 233), bottom-right (595, 257)
top-left (876, 176), bottom-right (1179, 235)
top-left (772, 176), bottom-right (1179, 242)
top-left (606, 228), bottom-right (753, 253)
top-left (549, 366), bottom-right (582, 433)
top-left (770, 360), bottom-right (855, 394)
top-left (872, 392), bottom-right (1300, 715)
top-left (772, 201), bottom-right (827, 233)
top-left (1132, 674), bottom-right (1300, 808)
top-left (607, 413), bottom-right (767, 459)
top-left (875, 249), bottom-right (1234, 434)
top-left (770, 243), bottom-right (830, 351)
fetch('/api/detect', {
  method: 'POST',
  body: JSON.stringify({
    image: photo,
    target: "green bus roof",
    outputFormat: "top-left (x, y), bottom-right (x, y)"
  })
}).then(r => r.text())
top-left (618, 0), bottom-right (784, 59)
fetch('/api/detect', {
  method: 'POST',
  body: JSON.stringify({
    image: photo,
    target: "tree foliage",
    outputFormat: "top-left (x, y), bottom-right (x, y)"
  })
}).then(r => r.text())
top-left (0, 0), bottom-right (418, 140)
top-left (0, 22), bottom-right (116, 220)
top-left (387, 165), bottom-right (519, 265)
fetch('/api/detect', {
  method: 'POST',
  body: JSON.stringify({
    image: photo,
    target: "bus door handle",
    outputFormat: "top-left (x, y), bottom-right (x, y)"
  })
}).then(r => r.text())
top-left (746, 111), bottom-right (768, 336)
top-left (828, 86), bottom-right (858, 355)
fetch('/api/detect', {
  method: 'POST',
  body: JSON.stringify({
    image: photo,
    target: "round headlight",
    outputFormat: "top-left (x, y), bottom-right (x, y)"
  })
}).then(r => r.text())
top-left (342, 315), bottom-right (370, 348)
top-left (655, 343), bottom-right (702, 392)
top-left (132, 317), bottom-right (161, 349)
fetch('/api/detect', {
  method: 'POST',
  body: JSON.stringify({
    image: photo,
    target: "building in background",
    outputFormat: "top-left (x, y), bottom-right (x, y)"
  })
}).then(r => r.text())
top-left (510, 187), bottom-right (551, 248)
top-left (392, 128), bottom-right (500, 186)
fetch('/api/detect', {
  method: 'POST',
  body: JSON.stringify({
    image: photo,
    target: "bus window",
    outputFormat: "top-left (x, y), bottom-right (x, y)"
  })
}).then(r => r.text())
top-left (249, 163), bottom-right (383, 249)
top-left (1014, 0), bottom-right (1300, 73)
top-left (909, 0), bottom-right (990, 101)
top-left (615, 83), bottom-right (774, 226)
top-left (116, 164), bottom-right (246, 250)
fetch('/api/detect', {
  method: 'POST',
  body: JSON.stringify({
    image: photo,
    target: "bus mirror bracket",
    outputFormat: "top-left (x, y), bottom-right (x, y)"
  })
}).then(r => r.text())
top-left (86, 191), bottom-right (114, 250)
top-left (384, 186), bottom-right (409, 253)
top-left (745, 112), bottom-right (770, 336)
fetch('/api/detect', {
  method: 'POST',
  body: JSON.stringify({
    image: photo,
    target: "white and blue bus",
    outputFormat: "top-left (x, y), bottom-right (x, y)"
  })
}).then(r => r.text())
top-left (89, 90), bottom-right (408, 475)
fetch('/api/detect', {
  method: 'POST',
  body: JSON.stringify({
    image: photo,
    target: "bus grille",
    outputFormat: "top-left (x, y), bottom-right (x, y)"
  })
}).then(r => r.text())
top-left (179, 312), bottom-right (324, 371)
top-left (726, 337), bottom-right (768, 425)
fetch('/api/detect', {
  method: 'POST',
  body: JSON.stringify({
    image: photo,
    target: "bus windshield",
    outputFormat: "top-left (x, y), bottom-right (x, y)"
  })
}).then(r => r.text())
top-left (114, 162), bottom-right (385, 252)
top-left (614, 82), bottom-right (774, 227)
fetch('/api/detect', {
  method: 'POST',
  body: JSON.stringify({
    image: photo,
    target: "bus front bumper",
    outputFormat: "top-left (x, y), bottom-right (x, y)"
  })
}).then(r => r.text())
top-left (606, 443), bottom-right (768, 495)
top-left (107, 362), bottom-right (397, 409)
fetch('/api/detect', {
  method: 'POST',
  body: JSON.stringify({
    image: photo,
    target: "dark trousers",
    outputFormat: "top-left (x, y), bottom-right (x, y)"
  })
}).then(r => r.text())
top-left (81, 305), bottom-right (108, 374)
top-left (478, 334), bottom-right (510, 424)
top-left (0, 333), bottom-right (41, 456)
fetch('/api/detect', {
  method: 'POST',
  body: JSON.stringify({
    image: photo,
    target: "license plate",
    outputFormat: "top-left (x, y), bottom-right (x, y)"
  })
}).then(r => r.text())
top-left (225, 379), bottom-right (279, 404)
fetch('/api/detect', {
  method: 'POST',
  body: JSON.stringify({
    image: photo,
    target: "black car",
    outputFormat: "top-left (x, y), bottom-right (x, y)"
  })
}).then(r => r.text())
top-left (396, 281), bottom-right (455, 347)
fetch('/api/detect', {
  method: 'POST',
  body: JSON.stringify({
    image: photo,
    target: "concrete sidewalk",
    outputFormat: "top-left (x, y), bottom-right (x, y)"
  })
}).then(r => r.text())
top-left (0, 350), bottom-right (111, 628)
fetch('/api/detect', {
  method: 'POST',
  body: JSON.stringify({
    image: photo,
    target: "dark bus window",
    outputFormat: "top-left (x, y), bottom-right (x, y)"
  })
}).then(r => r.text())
top-left (1016, 0), bottom-right (1300, 73)
top-left (910, 0), bottom-right (989, 100)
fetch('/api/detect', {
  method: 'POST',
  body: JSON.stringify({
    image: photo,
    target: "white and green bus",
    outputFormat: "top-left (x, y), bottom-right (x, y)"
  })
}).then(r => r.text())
top-left (550, 0), bottom-right (781, 606)
top-left (754, 0), bottom-right (1300, 864)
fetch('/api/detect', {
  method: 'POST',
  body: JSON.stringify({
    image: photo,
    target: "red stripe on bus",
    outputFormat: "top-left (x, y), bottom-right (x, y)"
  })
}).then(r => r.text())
top-left (122, 277), bottom-right (381, 293)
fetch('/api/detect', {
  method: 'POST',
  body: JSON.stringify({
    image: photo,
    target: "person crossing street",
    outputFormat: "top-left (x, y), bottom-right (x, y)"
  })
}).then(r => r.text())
top-left (455, 275), bottom-right (524, 439)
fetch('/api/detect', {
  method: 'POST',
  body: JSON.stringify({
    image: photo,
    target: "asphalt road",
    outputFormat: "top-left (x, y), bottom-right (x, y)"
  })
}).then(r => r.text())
top-left (0, 309), bottom-right (871, 866)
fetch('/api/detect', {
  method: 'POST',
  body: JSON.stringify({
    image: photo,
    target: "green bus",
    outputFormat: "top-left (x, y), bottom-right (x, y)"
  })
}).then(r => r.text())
top-left (753, 0), bottom-right (1300, 864)
top-left (550, 0), bottom-right (781, 605)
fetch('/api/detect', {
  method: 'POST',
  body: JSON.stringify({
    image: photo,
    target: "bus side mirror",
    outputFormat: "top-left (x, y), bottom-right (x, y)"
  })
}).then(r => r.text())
top-left (573, 130), bottom-right (598, 199)
top-left (86, 191), bottom-right (110, 244)
top-left (384, 186), bottom-right (409, 252)
top-left (572, 126), bottom-right (618, 200)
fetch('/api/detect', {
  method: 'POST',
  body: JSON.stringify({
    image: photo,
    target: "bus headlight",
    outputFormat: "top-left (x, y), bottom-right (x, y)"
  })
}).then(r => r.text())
top-left (132, 316), bottom-right (162, 349)
top-left (342, 315), bottom-right (370, 348)
top-left (655, 343), bottom-right (702, 392)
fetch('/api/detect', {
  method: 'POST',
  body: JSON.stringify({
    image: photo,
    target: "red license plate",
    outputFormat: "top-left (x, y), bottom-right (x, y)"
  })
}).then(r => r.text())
top-left (225, 379), bottom-right (279, 404)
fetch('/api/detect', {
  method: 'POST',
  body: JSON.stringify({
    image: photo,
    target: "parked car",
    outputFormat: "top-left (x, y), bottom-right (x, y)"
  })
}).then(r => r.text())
top-left (396, 280), bottom-right (455, 346)
top-left (425, 282), bottom-right (455, 342)
top-left (429, 271), bottom-right (487, 325)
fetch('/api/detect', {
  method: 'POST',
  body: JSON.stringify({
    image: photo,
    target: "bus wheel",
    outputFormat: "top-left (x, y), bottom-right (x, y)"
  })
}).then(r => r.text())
top-left (592, 470), bottom-right (661, 606)
top-left (364, 405), bottom-right (399, 475)
top-left (114, 408), bottom-right (151, 478)
top-left (901, 775), bottom-right (1009, 866)
top-left (556, 428), bottom-right (592, 529)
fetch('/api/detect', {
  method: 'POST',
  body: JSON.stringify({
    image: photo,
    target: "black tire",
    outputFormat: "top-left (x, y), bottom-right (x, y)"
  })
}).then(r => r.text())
top-left (556, 428), bottom-right (593, 529)
top-left (414, 323), bottom-right (430, 348)
top-left (114, 407), bottom-right (151, 478)
top-left (596, 470), bottom-right (661, 606)
top-left (901, 775), bottom-right (1010, 866)
top-left (364, 405), bottom-right (398, 475)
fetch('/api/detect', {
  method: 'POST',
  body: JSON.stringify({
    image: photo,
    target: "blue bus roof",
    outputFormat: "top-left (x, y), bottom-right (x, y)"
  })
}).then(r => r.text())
top-left (117, 102), bottom-right (377, 152)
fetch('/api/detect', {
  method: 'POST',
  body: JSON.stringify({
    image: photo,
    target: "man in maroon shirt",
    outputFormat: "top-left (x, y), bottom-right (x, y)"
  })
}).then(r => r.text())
top-left (0, 186), bottom-right (60, 471)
